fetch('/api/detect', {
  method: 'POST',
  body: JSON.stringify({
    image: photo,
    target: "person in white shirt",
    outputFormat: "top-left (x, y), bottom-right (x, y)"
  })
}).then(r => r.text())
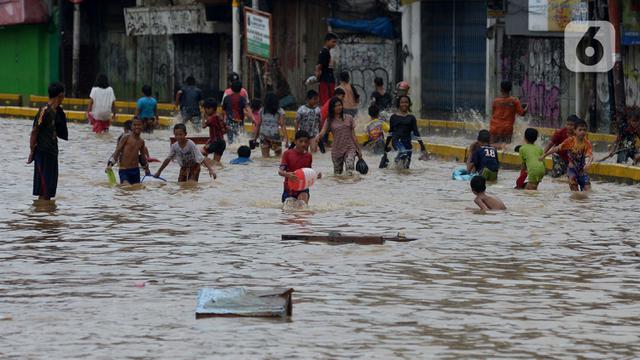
top-left (87, 74), bottom-right (116, 133)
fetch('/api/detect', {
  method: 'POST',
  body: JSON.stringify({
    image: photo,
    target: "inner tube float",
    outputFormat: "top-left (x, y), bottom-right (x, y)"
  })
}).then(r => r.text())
top-left (452, 166), bottom-right (477, 181)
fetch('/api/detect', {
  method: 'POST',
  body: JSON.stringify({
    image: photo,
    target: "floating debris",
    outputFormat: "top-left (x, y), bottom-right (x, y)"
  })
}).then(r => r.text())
top-left (281, 232), bottom-right (417, 245)
top-left (196, 288), bottom-right (294, 319)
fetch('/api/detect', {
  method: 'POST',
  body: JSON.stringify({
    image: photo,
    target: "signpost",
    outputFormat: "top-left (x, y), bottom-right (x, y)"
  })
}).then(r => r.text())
top-left (244, 7), bottom-right (272, 61)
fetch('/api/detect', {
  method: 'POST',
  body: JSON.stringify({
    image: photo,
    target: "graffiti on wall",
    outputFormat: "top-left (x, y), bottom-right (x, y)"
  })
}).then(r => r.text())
top-left (124, 5), bottom-right (209, 36)
top-left (334, 35), bottom-right (396, 108)
top-left (624, 46), bottom-right (640, 108)
top-left (501, 38), bottom-right (564, 127)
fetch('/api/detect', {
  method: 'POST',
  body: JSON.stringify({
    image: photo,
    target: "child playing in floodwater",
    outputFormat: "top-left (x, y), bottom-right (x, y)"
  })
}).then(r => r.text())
top-left (295, 90), bottom-right (321, 153)
top-left (541, 119), bottom-right (593, 191)
top-left (519, 128), bottom-right (546, 190)
top-left (279, 130), bottom-right (322, 204)
top-left (230, 145), bottom-right (253, 165)
top-left (253, 92), bottom-right (288, 158)
top-left (201, 98), bottom-right (227, 164)
top-left (108, 118), bottom-right (150, 185)
top-left (607, 107), bottom-right (640, 164)
top-left (135, 85), bottom-right (159, 133)
top-left (467, 130), bottom-right (500, 181)
top-left (364, 104), bottom-right (389, 155)
top-left (470, 175), bottom-right (506, 211)
top-left (155, 124), bottom-right (216, 182)
top-left (514, 145), bottom-right (528, 189)
top-left (489, 80), bottom-right (527, 144)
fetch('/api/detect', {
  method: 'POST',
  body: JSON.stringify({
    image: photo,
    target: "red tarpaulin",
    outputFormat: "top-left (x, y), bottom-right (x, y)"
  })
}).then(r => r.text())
top-left (0, 0), bottom-right (48, 26)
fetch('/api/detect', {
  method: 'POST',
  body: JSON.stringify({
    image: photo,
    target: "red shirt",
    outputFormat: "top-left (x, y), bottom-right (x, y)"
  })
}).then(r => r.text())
top-left (489, 96), bottom-right (525, 136)
top-left (206, 114), bottom-right (226, 142)
top-left (550, 127), bottom-right (570, 162)
top-left (280, 148), bottom-right (312, 192)
top-left (320, 101), bottom-right (330, 131)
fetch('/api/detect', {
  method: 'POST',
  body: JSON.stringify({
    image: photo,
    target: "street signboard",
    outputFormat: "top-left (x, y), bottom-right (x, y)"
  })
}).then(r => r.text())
top-left (245, 7), bottom-right (272, 61)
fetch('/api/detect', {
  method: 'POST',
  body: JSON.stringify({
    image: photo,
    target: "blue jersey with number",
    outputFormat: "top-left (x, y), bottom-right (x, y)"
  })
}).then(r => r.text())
top-left (471, 145), bottom-right (500, 172)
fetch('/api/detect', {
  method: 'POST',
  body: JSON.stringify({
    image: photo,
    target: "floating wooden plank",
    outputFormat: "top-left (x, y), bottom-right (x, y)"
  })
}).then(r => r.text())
top-left (282, 234), bottom-right (417, 245)
top-left (196, 288), bottom-right (293, 319)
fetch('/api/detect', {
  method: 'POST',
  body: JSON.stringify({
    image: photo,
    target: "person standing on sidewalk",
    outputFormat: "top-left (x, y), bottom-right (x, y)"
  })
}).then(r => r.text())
top-left (316, 33), bottom-right (338, 106)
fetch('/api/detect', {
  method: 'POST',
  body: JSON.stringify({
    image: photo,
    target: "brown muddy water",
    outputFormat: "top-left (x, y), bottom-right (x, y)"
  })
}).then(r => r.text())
top-left (1, 119), bottom-right (639, 359)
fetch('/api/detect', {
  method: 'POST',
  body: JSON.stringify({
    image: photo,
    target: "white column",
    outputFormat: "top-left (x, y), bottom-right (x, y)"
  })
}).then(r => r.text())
top-left (576, 72), bottom-right (583, 118)
top-left (232, 0), bottom-right (240, 74)
top-left (72, 3), bottom-right (80, 97)
top-left (401, 1), bottom-right (422, 112)
top-left (485, 18), bottom-right (497, 115)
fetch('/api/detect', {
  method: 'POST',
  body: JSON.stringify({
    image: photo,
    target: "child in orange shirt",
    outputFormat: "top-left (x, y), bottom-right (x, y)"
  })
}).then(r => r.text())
top-left (541, 119), bottom-right (593, 191)
top-left (489, 80), bottom-right (527, 144)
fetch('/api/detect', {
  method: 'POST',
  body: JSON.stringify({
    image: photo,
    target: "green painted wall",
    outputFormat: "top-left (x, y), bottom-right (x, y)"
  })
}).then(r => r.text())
top-left (0, 22), bottom-right (59, 100)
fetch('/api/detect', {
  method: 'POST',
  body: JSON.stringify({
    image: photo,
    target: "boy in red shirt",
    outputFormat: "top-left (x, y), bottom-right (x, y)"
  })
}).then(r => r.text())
top-left (544, 115), bottom-right (577, 177)
top-left (279, 130), bottom-right (322, 204)
top-left (489, 80), bottom-right (527, 144)
top-left (201, 98), bottom-right (227, 164)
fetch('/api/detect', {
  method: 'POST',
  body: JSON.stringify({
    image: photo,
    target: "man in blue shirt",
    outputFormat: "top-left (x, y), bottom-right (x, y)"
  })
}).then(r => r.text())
top-left (175, 76), bottom-right (203, 132)
top-left (135, 85), bottom-right (158, 133)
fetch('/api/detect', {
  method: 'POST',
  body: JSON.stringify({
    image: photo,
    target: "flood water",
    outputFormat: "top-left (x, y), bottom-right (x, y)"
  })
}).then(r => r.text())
top-left (2, 119), bottom-right (640, 358)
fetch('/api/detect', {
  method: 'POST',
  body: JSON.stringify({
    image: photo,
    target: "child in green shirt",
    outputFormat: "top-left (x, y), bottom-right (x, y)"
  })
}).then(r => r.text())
top-left (519, 128), bottom-right (546, 190)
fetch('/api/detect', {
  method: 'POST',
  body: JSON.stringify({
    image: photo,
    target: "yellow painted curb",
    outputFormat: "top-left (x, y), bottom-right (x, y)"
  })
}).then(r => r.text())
top-left (0, 106), bottom-right (37, 117)
top-left (0, 93), bottom-right (20, 101)
top-left (424, 143), bottom-right (640, 181)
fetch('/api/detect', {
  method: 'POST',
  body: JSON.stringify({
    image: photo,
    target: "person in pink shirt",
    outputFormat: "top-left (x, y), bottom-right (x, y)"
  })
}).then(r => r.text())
top-left (222, 72), bottom-right (248, 101)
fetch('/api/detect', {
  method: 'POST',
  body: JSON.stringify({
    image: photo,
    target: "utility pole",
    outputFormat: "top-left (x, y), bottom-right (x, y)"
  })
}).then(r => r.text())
top-left (71, 1), bottom-right (81, 97)
top-left (252, 0), bottom-right (259, 9)
top-left (608, 0), bottom-right (626, 133)
top-left (232, 0), bottom-right (240, 74)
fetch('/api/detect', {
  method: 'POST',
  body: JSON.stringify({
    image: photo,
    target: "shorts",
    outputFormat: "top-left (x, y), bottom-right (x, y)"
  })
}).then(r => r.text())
top-left (206, 139), bottom-right (226, 156)
top-left (551, 154), bottom-right (568, 178)
top-left (332, 150), bottom-right (356, 174)
top-left (179, 163), bottom-right (201, 182)
top-left (490, 132), bottom-right (512, 144)
top-left (260, 136), bottom-right (282, 152)
top-left (617, 148), bottom-right (637, 164)
top-left (394, 139), bottom-right (413, 169)
top-left (119, 167), bottom-right (141, 184)
top-left (527, 168), bottom-right (545, 183)
top-left (365, 139), bottom-right (386, 155)
top-left (567, 168), bottom-right (590, 191)
top-left (282, 189), bottom-right (309, 203)
top-left (182, 114), bottom-right (201, 128)
top-left (92, 119), bottom-right (110, 133)
top-left (226, 118), bottom-right (242, 143)
top-left (141, 117), bottom-right (155, 133)
top-left (33, 150), bottom-right (58, 198)
top-left (480, 168), bottom-right (498, 181)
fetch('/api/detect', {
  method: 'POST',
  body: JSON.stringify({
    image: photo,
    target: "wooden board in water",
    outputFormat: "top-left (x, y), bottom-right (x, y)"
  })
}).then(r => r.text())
top-left (281, 234), bottom-right (417, 245)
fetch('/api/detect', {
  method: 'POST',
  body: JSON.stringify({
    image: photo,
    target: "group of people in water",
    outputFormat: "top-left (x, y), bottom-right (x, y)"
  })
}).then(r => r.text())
top-left (28, 33), bottom-right (640, 212)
